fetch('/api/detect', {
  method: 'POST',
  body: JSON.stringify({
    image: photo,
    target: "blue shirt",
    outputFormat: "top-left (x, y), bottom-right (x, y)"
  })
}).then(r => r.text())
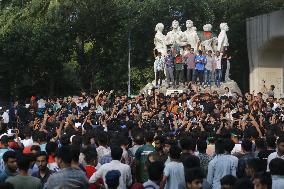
top-left (195, 55), bottom-right (206, 70)
top-left (165, 55), bottom-right (174, 68)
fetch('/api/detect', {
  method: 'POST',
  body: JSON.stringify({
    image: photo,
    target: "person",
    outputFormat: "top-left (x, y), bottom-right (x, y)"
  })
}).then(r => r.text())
top-left (175, 53), bottom-right (184, 86)
top-left (160, 146), bottom-right (185, 189)
top-left (220, 175), bottom-right (237, 189)
top-left (0, 135), bottom-right (12, 172)
top-left (207, 139), bottom-right (238, 189)
top-left (267, 136), bottom-right (284, 172)
top-left (154, 52), bottom-right (165, 87)
top-left (180, 136), bottom-right (196, 164)
top-left (204, 50), bottom-right (214, 87)
top-left (143, 161), bottom-right (164, 189)
top-left (214, 51), bottom-right (222, 87)
top-left (105, 170), bottom-right (121, 189)
top-left (194, 50), bottom-right (206, 86)
top-left (253, 172), bottom-right (272, 189)
top-left (269, 158), bottom-right (284, 189)
top-left (184, 168), bottom-right (204, 189)
top-left (183, 46), bottom-right (196, 83)
top-left (89, 146), bottom-right (132, 189)
top-left (197, 139), bottom-right (212, 176)
top-left (245, 158), bottom-right (265, 179)
top-left (96, 132), bottom-right (111, 165)
top-left (5, 155), bottom-right (42, 189)
top-left (135, 132), bottom-right (156, 183)
top-left (45, 141), bottom-right (59, 172)
top-left (0, 151), bottom-right (18, 182)
top-left (233, 178), bottom-right (254, 189)
top-left (45, 146), bottom-right (89, 189)
top-left (164, 49), bottom-right (175, 87)
top-left (237, 139), bottom-right (255, 178)
top-left (31, 151), bottom-right (54, 187)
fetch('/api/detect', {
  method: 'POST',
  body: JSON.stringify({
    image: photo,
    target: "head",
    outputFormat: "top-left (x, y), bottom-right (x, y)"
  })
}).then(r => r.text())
top-left (111, 146), bottom-right (123, 161)
top-left (233, 178), bottom-right (253, 189)
top-left (31, 145), bottom-right (41, 154)
top-left (184, 155), bottom-right (200, 170)
top-left (148, 161), bottom-right (164, 182)
top-left (105, 170), bottom-right (121, 189)
top-left (155, 23), bottom-right (164, 32)
top-left (224, 139), bottom-right (235, 154)
top-left (198, 50), bottom-right (202, 55)
top-left (3, 151), bottom-right (17, 172)
top-left (46, 142), bottom-right (58, 156)
top-left (220, 175), bottom-right (237, 189)
top-left (241, 139), bottom-right (252, 153)
top-left (17, 155), bottom-right (31, 172)
top-left (203, 24), bottom-right (212, 32)
top-left (253, 172), bottom-right (272, 189)
top-left (186, 20), bottom-right (193, 28)
top-left (169, 145), bottom-right (181, 160)
top-left (269, 158), bottom-right (284, 176)
top-left (266, 135), bottom-right (276, 149)
top-left (197, 140), bottom-right (207, 154)
top-left (180, 136), bottom-right (196, 153)
top-left (185, 168), bottom-right (204, 189)
top-left (36, 151), bottom-right (48, 171)
top-left (172, 20), bottom-right (179, 29)
top-left (55, 146), bottom-right (72, 169)
top-left (276, 136), bottom-right (284, 155)
top-left (255, 138), bottom-right (267, 151)
top-left (84, 147), bottom-right (98, 166)
top-left (220, 23), bottom-right (229, 31)
top-left (245, 158), bottom-right (265, 178)
top-left (145, 132), bottom-right (155, 144)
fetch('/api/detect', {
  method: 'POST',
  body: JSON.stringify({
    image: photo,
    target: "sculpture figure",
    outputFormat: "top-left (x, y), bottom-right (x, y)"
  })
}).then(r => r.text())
top-left (165, 20), bottom-right (183, 56)
top-left (198, 24), bottom-right (217, 52)
top-left (154, 23), bottom-right (167, 56)
top-left (182, 20), bottom-right (200, 52)
top-left (217, 23), bottom-right (229, 52)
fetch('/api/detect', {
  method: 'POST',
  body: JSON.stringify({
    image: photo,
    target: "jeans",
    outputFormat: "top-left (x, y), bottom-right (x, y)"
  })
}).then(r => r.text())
top-left (195, 70), bottom-right (204, 84)
top-left (166, 67), bottom-right (174, 85)
top-left (155, 70), bottom-right (163, 86)
top-left (204, 69), bottom-right (212, 86)
top-left (187, 68), bottom-right (195, 82)
top-left (175, 70), bottom-right (183, 85)
top-left (215, 69), bottom-right (222, 87)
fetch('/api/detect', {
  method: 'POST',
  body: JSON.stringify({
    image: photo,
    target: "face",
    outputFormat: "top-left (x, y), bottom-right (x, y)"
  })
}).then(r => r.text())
top-left (172, 21), bottom-right (179, 29)
top-left (187, 179), bottom-right (203, 189)
top-left (253, 178), bottom-right (267, 189)
top-left (36, 155), bottom-right (47, 171)
top-left (6, 158), bottom-right (17, 172)
top-left (277, 142), bottom-right (284, 154)
top-left (186, 20), bottom-right (193, 28)
top-left (163, 144), bottom-right (171, 154)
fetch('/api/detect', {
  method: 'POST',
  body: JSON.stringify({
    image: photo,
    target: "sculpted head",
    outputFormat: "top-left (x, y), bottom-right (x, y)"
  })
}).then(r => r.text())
top-left (172, 20), bottom-right (179, 29)
top-left (220, 23), bottom-right (229, 31)
top-left (186, 20), bottom-right (193, 28)
top-left (203, 24), bottom-right (212, 32)
top-left (155, 23), bottom-right (164, 32)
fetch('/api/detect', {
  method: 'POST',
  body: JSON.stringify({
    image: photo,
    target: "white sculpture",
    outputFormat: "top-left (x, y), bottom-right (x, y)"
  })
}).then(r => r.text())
top-left (154, 23), bottom-right (167, 56)
top-left (217, 23), bottom-right (229, 52)
top-left (182, 20), bottom-right (200, 52)
top-left (200, 24), bottom-right (217, 52)
top-left (165, 20), bottom-right (183, 46)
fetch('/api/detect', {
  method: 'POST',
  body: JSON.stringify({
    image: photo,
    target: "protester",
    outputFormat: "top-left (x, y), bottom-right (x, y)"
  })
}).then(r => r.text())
top-left (0, 151), bottom-right (18, 182)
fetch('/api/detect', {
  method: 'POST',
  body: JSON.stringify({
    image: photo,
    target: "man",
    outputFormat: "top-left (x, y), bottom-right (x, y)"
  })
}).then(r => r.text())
top-left (220, 175), bottom-right (236, 189)
top-left (214, 51), bottom-right (222, 87)
top-left (204, 50), bottom-right (214, 87)
top-left (194, 50), bottom-right (206, 86)
top-left (175, 53), bottom-right (184, 86)
top-left (0, 151), bottom-right (18, 182)
top-left (89, 146), bottom-right (132, 189)
top-left (5, 155), bottom-right (42, 189)
top-left (237, 139), bottom-right (255, 178)
top-left (253, 172), bottom-right (272, 189)
top-left (183, 47), bottom-right (196, 83)
top-left (267, 136), bottom-right (284, 172)
top-left (164, 50), bottom-right (174, 87)
top-left (135, 132), bottom-right (156, 183)
top-left (160, 146), bottom-right (185, 189)
top-left (105, 170), bottom-right (121, 189)
top-left (0, 135), bottom-right (12, 172)
top-left (143, 161), bottom-right (164, 189)
top-left (154, 52), bottom-right (165, 87)
top-left (32, 151), bottom-right (54, 186)
top-left (185, 168), bottom-right (204, 189)
top-left (45, 146), bottom-right (89, 189)
top-left (180, 136), bottom-right (196, 164)
top-left (197, 139), bottom-right (212, 176)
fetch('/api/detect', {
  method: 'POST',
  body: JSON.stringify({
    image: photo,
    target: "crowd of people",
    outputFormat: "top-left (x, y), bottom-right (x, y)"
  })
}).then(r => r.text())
top-left (154, 45), bottom-right (230, 88)
top-left (0, 84), bottom-right (283, 189)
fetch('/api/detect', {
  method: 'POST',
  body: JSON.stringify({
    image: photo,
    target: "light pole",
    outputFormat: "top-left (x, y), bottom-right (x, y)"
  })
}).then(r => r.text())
top-left (128, 30), bottom-right (131, 97)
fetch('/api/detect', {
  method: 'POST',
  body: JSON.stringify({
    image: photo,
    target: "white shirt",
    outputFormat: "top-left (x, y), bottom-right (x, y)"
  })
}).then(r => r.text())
top-left (164, 161), bottom-right (185, 189)
top-left (21, 138), bottom-right (34, 147)
top-left (96, 146), bottom-right (111, 163)
top-left (2, 111), bottom-right (9, 124)
top-left (267, 152), bottom-right (284, 171)
top-left (89, 160), bottom-right (132, 189)
top-left (215, 55), bottom-right (222, 69)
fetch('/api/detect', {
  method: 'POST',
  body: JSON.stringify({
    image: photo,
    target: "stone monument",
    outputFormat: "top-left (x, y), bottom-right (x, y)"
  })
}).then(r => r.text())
top-left (154, 23), bottom-right (167, 56)
top-left (217, 23), bottom-right (229, 52)
top-left (198, 24), bottom-right (217, 52)
top-left (165, 20), bottom-right (184, 56)
top-left (182, 20), bottom-right (200, 52)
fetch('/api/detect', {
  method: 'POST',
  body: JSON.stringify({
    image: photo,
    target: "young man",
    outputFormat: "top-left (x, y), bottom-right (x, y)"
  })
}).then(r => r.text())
top-left (220, 175), bottom-right (237, 189)
top-left (143, 161), bottom-right (164, 189)
top-left (197, 139), bottom-right (212, 176)
top-left (214, 51), bottom-right (222, 87)
top-left (105, 170), bottom-right (121, 189)
top-left (185, 168), bottom-right (204, 189)
top-left (165, 49), bottom-right (175, 87)
top-left (32, 151), bottom-right (54, 186)
top-left (183, 47), bottom-right (196, 83)
top-left (267, 136), bottom-right (284, 172)
top-left (237, 139), bottom-right (255, 178)
top-left (204, 50), bottom-right (214, 87)
top-left (175, 53), bottom-right (184, 86)
top-left (45, 146), bottom-right (89, 189)
top-left (89, 146), bottom-right (132, 189)
top-left (5, 155), bottom-right (42, 189)
top-left (154, 52), bottom-right (165, 87)
top-left (253, 172), bottom-right (272, 189)
top-left (194, 50), bottom-right (206, 86)
top-left (0, 151), bottom-right (18, 182)
top-left (0, 135), bottom-right (12, 172)
top-left (135, 132), bottom-right (156, 183)
top-left (160, 146), bottom-right (185, 189)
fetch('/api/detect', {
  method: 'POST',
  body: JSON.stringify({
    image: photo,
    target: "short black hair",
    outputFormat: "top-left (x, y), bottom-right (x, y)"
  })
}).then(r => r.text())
top-left (180, 136), bottom-right (196, 151)
top-left (185, 168), bottom-right (204, 183)
top-left (17, 155), bottom-right (30, 171)
top-left (169, 145), bottom-right (181, 159)
top-left (255, 138), bottom-right (267, 150)
top-left (253, 172), bottom-right (272, 189)
top-left (3, 151), bottom-right (17, 163)
top-left (46, 142), bottom-right (58, 155)
top-left (55, 146), bottom-right (72, 164)
top-left (84, 149), bottom-right (98, 164)
top-left (241, 139), bottom-right (252, 152)
top-left (224, 139), bottom-right (235, 153)
top-left (111, 146), bottom-right (123, 160)
top-left (105, 170), bottom-right (121, 188)
top-left (98, 132), bottom-right (108, 146)
top-left (246, 158), bottom-right (265, 173)
top-left (220, 175), bottom-right (237, 186)
top-left (145, 132), bottom-right (155, 143)
top-left (36, 151), bottom-right (48, 161)
top-left (233, 178), bottom-right (253, 189)
top-left (1, 135), bottom-right (9, 145)
top-left (266, 135), bottom-right (276, 148)
top-left (197, 139), bottom-right (207, 153)
top-left (31, 145), bottom-right (41, 152)
top-left (269, 158), bottom-right (284, 175)
top-left (70, 145), bottom-right (81, 162)
top-left (183, 155), bottom-right (200, 169)
top-left (148, 161), bottom-right (164, 181)
top-left (277, 136), bottom-right (284, 145)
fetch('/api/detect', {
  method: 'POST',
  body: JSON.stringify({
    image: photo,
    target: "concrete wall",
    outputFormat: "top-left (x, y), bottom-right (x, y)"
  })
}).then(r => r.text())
top-left (246, 10), bottom-right (284, 98)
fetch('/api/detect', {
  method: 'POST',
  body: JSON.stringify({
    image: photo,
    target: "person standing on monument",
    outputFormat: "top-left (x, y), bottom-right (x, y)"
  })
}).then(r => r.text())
top-left (165, 49), bottom-right (175, 87)
top-left (204, 50), bottom-right (215, 87)
top-left (154, 52), bottom-right (165, 88)
top-left (194, 50), bottom-right (206, 86)
top-left (214, 51), bottom-right (222, 87)
top-left (183, 45), bottom-right (196, 83)
top-left (175, 52), bottom-right (184, 87)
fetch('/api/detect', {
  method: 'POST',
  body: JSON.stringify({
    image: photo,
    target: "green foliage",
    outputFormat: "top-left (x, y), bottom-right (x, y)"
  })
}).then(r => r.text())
top-left (0, 0), bottom-right (283, 100)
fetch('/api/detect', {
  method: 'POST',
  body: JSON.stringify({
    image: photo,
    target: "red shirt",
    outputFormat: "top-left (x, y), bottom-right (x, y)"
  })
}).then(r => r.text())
top-left (85, 165), bottom-right (102, 189)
